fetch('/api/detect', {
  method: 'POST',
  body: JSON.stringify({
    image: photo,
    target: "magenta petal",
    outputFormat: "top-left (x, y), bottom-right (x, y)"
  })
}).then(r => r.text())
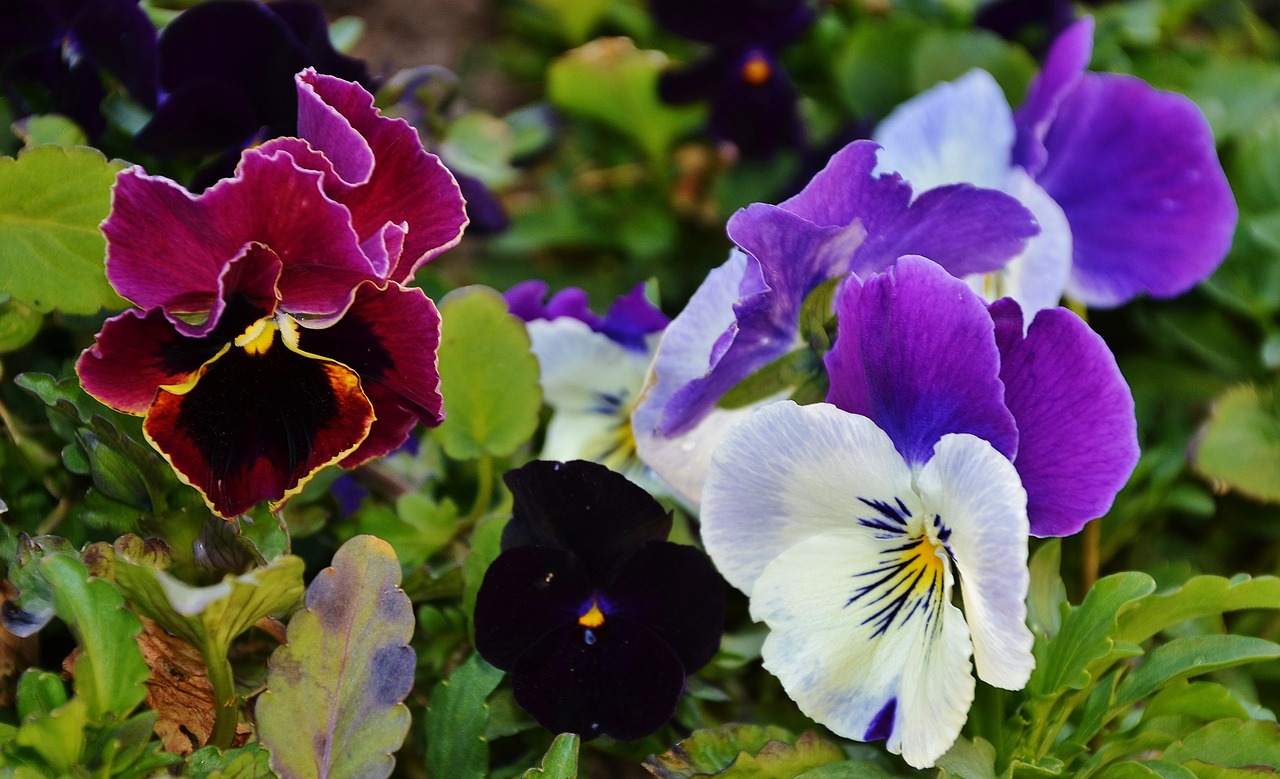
top-left (1012, 17), bottom-right (1094, 175)
top-left (1033, 73), bottom-right (1237, 306)
top-left (296, 281), bottom-right (443, 466)
top-left (105, 153), bottom-right (374, 317)
top-left (295, 68), bottom-right (375, 188)
top-left (76, 309), bottom-right (218, 415)
top-left (298, 70), bottom-right (467, 282)
top-left (990, 299), bottom-right (1138, 536)
top-left (824, 257), bottom-right (1018, 466)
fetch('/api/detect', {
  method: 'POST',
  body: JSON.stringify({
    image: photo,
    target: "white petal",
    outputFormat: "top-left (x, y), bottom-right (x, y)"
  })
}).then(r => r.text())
top-left (527, 318), bottom-right (650, 418)
top-left (701, 402), bottom-right (915, 595)
top-left (967, 169), bottom-right (1072, 316)
top-left (633, 250), bottom-right (750, 505)
top-left (916, 433), bottom-right (1034, 690)
top-left (751, 528), bottom-right (975, 769)
top-left (873, 69), bottom-right (1015, 192)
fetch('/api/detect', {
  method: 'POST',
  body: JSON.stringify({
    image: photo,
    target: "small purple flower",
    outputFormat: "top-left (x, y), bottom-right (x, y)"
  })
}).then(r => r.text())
top-left (0, 0), bottom-right (158, 139)
top-left (874, 17), bottom-right (1237, 309)
top-left (632, 140), bottom-right (1038, 504)
top-left (474, 460), bottom-right (724, 740)
top-left (700, 257), bottom-right (1137, 766)
top-left (652, 0), bottom-right (815, 158)
top-left (506, 281), bottom-right (668, 353)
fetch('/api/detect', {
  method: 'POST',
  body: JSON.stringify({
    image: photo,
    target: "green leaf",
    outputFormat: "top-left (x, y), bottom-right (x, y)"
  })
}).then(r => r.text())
top-left (713, 731), bottom-right (846, 778)
top-left (1116, 575), bottom-right (1280, 646)
top-left (111, 551), bottom-right (304, 661)
top-left (643, 724), bottom-right (839, 778)
top-left (0, 298), bottom-right (42, 353)
top-left (521, 732), bottom-right (580, 778)
top-left (935, 736), bottom-right (998, 779)
top-left (547, 37), bottom-right (704, 165)
top-left (833, 16), bottom-right (925, 118)
top-left (1100, 760), bottom-right (1199, 779)
top-left (794, 761), bottom-right (898, 778)
top-left (1027, 572), bottom-right (1156, 698)
top-left (434, 286), bottom-right (542, 460)
top-left (12, 114), bottom-right (88, 148)
top-left (527, 0), bottom-right (611, 42)
top-left (15, 670), bottom-right (67, 720)
top-left (1113, 635), bottom-right (1280, 708)
top-left (1192, 385), bottom-right (1280, 503)
top-left (1028, 539), bottom-right (1067, 639)
top-left (1163, 720), bottom-right (1280, 769)
top-left (0, 145), bottom-right (127, 313)
top-left (424, 653), bottom-right (505, 779)
top-left (1, 534), bottom-right (76, 637)
top-left (718, 349), bottom-right (814, 410)
top-left (188, 744), bottom-right (275, 779)
top-left (258, 536), bottom-right (415, 779)
top-left (1144, 681), bottom-right (1255, 723)
top-left (440, 111), bottom-right (518, 187)
top-left (12, 696), bottom-right (88, 771)
top-left (462, 514), bottom-right (508, 641)
top-left (42, 554), bottom-right (148, 720)
top-left (352, 493), bottom-right (460, 570)
top-left (909, 29), bottom-right (1036, 104)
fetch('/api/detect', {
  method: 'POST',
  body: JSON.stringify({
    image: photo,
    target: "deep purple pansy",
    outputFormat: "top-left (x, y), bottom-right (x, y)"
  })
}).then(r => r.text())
top-left (700, 257), bottom-right (1137, 767)
top-left (874, 17), bottom-right (1237, 310)
top-left (974, 0), bottom-right (1076, 57)
top-left (632, 139), bottom-right (1038, 504)
top-left (474, 460), bottom-right (725, 740)
top-left (652, 0), bottom-right (815, 158)
top-left (0, 0), bottom-right (158, 139)
top-left (76, 69), bottom-right (468, 519)
top-left (135, 0), bottom-right (373, 161)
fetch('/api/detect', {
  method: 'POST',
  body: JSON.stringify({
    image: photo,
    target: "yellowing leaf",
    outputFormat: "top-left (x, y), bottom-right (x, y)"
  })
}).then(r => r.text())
top-left (258, 536), bottom-right (416, 779)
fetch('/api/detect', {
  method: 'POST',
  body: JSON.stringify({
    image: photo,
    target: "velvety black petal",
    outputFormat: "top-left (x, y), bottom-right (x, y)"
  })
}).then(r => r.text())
top-left (975, 0), bottom-right (1076, 58)
top-left (604, 542), bottom-right (725, 673)
top-left (501, 461), bottom-right (672, 582)
top-left (143, 334), bottom-right (374, 518)
top-left (473, 546), bottom-right (593, 671)
top-left (454, 171), bottom-right (510, 235)
top-left (650, 0), bottom-right (814, 49)
top-left (512, 618), bottom-right (686, 741)
top-left (134, 79), bottom-right (261, 156)
top-left (270, 0), bottom-right (375, 88)
top-left (708, 53), bottom-right (804, 158)
top-left (69, 0), bottom-right (158, 108)
top-left (657, 55), bottom-right (724, 105)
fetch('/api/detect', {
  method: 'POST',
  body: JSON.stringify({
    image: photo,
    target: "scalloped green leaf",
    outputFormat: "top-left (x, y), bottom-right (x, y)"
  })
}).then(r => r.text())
top-left (1099, 760), bottom-right (1198, 779)
top-left (188, 743), bottom-right (275, 778)
top-left (0, 298), bottom-right (42, 353)
top-left (1028, 572), bottom-right (1156, 698)
top-left (644, 725), bottom-right (840, 778)
top-left (111, 552), bottom-right (304, 660)
top-left (434, 286), bottom-right (542, 460)
top-left (258, 535), bottom-right (415, 779)
top-left (547, 38), bottom-right (705, 165)
top-left (1116, 575), bottom-right (1280, 646)
top-left (425, 652), bottom-right (505, 779)
top-left (1192, 385), bottom-right (1280, 503)
top-left (0, 145), bottom-right (127, 314)
top-left (1163, 720), bottom-right (1280, 770)
top-left (12, 696), bottom-right (88, 772)
top-left (935, 736), bottom-right (998, 779)
top-left (1113, 635), bottom-right (1280, 709)
top-left (521, 732), bottom-right (580, 778)
top-left (42, 554), bottom-right (148, 720)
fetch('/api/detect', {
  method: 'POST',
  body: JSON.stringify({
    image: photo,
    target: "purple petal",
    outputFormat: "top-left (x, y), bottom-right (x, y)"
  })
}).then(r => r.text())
top-left (597, 283), bottom-right (669, 351)
top-left (1033, 73), bottom-right (1237, 306)
top-left (824, 257), bottom-right (1017, 467)
top-left (134, 80), bottom-right (261, 157)
top-left (989, 299), bottom-right (1138, 536)
top-left (1012, 17), bottom-right (1094, 175)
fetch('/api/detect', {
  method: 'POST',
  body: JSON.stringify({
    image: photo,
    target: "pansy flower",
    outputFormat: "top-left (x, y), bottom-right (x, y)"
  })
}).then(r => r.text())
top-left (0, 0), bottom-right (158, 139)
top-left (652, 0), bottom-right (815, 158)
top-left (506, 282), bottom-right (671, 493)
top-left (474, 460), bottom-right (725, 740)
top-left (700, 257), bottom-right (1138, 767)
top-left (632, 139), bottom-right (1038, 504)
top-left (873, 17), bottom-right (1237, 311)
top-left (135, 1), bottom-right (373, 164)
top-left (76, 69), bottom-right (468, 518)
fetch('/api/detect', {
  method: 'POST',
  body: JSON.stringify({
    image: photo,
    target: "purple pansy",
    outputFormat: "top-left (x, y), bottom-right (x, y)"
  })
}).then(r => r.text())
top-left (76, 70), bottom-right (468, 518)
top-left (474, 460), bottom-right (724, 740)
top-left (0, 0), bottom-right (157, 139)
top-left (874, 17), bottom-right (1237, 310)
top-left (652, 0), bottom-right (815, 158)
top-left (699, 257), bottom-right (1137, 766)
top-left (135, 0), bottom-right (373, 161)
top-left (632, 140), bottom-right (1038, 504)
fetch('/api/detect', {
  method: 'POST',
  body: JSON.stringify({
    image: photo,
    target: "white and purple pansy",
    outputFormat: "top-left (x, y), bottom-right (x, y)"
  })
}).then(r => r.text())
top-left (699, 257), bottom-right (1139, 767)
top-left (632, 139), bottom-right (1039, 505)
top-left (507, 281), bottom-right (671, 495)
top-left (873, 17), bottom-right (1237, 312)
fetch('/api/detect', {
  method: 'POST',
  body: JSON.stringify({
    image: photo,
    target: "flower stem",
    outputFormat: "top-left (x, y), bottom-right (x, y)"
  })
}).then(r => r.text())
top-left (462, 454), bottom-right (494, 527)
top-left (204, 644), bottom-right (239, 750)
top-left (1082, 519), bottom-right (1100, 592)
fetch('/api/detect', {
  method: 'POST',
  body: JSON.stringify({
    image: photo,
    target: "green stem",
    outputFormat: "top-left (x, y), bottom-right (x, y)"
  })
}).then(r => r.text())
top-left (204, 643), bottom-right (239, 750)
top-left (462, 454), bottom-right (494, 527)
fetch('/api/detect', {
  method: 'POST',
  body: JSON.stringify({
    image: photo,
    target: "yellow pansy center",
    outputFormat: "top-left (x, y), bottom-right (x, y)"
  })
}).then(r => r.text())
top-left (741, 54), bottom-right (772, 86)
top-left (234, 314), bottom-right (301, 356)
top-left (578, 599), bottom-right (606, 629)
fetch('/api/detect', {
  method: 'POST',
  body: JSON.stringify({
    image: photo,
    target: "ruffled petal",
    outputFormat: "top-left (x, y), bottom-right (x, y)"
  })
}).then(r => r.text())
top-left (1034, 72), bottom-right (1237, 306)
top-left (473, 545), bottom-right (593, 670)
top-left (298, 70), bottom-right (468, 282)
top-left (989, 300), bottom-right (1138, 536)
top-left (296, 281), bottom-right (443, 465)
top-left (1012, 17), bottom-right (1094, 176)
top-left (511, 617), bottom-right (686, 741)
top-left (824, 257), bottom-right (1017, 467)
top-left (604, 542), bottom-right (726, 672)
top-left (872, 69), bottom-right (1014, 192)
top-left (915, 433), bottom-right (1033, 689)
top-left (701, 402), bottom-right (916, 595)
top-left (501, 461), bottom-right (672, 582)
top-left (751, 529), bottom-right (974, 769)
top-left (104, 153), bottom-right (374, 319)
top-left (143, 329), bottom-right (374, 518)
